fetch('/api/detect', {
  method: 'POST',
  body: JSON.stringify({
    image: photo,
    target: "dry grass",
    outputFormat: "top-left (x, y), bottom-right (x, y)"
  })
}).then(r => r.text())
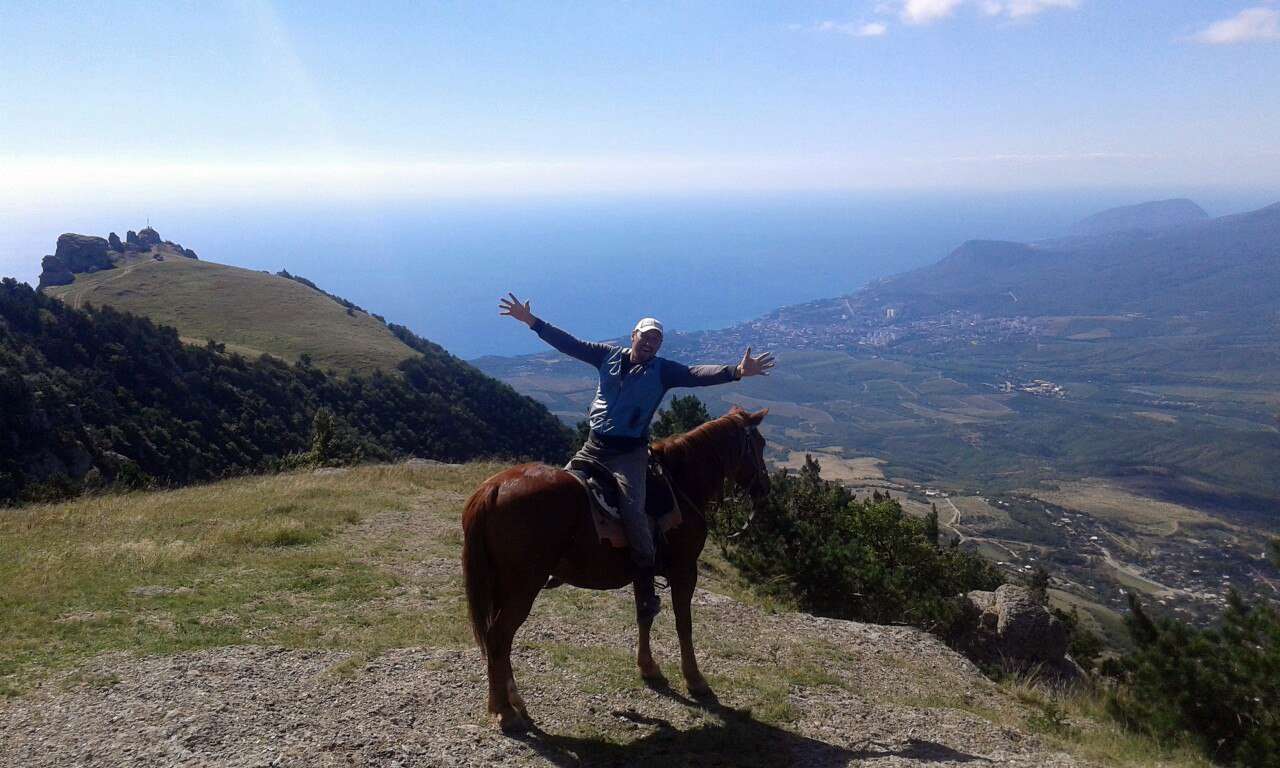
top-left (776, 451), bottom-right (885, 482)
top-left (0, 462), bottom-right (502, 690)
top-left (45, 251), bottom-right (416, 373)
top-left (0, 461), bottom-right (1212, 767)
top-left (1026, 479), bottom-right (1215, 536)
top-left (996, 674), bottom-right (1212, 768)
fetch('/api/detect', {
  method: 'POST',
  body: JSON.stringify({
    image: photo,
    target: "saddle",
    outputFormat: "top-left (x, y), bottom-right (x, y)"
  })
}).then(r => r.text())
top-left (565, 453), bottom-right (683, 549)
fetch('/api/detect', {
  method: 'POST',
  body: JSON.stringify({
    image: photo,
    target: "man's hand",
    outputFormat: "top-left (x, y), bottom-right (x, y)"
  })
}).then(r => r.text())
top-left (736, 347), bottom-right (775, 378)
top-left (499, 293), bottom-right (538, 327)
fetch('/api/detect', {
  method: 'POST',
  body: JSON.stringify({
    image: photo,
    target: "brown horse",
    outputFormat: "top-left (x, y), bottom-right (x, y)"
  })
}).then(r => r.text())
top-left (461, 406), bottom-right (770, 731)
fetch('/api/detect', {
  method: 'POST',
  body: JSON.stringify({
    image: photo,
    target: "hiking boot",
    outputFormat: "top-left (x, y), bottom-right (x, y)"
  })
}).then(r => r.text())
top-left (633, 567), bottom-right (661, 623)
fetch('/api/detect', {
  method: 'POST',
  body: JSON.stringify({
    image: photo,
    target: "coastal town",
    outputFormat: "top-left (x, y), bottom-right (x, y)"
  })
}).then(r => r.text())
top-left (664, 292), bottom-right (1046, 362)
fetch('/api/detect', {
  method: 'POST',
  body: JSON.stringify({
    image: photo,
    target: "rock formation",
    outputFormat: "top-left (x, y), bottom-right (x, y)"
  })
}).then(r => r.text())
top-left (137, 227), bottom-right (162, 247)
top-left (947, 584), bottom-right (1083, 682)
top-left (37, 234), bottom-right (120, 290)
top-left (54, 234), bottom-right (113, 273)
top-left (37, 228), bottom-right (197, 290)
top-left (36, 255), bottom-right (75, 289)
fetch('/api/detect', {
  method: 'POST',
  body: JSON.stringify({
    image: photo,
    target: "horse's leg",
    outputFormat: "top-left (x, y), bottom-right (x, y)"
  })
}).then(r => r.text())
top-left (485, 585), bottom-right (541, 732)
top-left (636, 615), bottom-right (665, 682)
top-left (670, 563), bottom-right (712, 696)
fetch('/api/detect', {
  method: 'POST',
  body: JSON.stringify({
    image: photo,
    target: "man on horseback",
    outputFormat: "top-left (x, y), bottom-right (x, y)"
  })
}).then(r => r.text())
top-left (499, 293), bottom-right (775, 623)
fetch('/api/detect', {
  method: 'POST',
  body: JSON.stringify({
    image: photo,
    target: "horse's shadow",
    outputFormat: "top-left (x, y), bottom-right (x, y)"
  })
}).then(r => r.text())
top-left (511, 681), bottom-right (991, 767)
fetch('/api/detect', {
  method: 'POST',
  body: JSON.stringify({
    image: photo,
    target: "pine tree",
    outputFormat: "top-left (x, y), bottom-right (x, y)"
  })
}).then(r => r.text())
top-left (651, 394), bottom-right (711, 439)
top-left (1109, 592), bottom-right (1280, 767)
top-left (1028, 565), bottom-right (1050, 603)
top-left (925, 503), bottom-right (940, 546)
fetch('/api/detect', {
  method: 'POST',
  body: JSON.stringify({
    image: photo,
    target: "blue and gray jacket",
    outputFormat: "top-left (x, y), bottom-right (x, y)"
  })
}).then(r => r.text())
top-left (531, 318), bottom-right (739, 448)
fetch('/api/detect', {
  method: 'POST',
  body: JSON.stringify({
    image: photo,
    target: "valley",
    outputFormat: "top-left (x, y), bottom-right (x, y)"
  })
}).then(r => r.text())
top-left (474, 200), bottom-right (1280, 633)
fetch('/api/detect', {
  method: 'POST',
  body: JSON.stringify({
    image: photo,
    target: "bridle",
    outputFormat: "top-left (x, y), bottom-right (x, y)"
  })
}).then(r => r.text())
top-left (738, 422), bottom-right (769, 498)
top-left (665, 416), bottom-right (770, 539)
top-left (727, 420), bottom-right (769, 538)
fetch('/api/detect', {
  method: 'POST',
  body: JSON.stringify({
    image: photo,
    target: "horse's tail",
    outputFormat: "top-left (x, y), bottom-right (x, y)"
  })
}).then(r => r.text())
top-left (462, 480), bottom-right (501, 653)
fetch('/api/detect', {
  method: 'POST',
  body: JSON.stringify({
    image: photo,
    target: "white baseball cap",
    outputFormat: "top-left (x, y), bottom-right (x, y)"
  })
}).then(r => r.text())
top-left (633, 317), bottom-right (664, 336)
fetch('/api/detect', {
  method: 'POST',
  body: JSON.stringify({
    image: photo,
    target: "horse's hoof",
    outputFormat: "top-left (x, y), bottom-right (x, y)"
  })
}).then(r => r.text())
top-left (496, 709), bottom-right (529, 733)
top-left (511, 697), bottom-right (530, 721)
top-left (640, 668), bottom-right (667, 685)
top-left (638, 659), bottom-right (665, 682)
top-left (687, 678), bottom-right (714, 698)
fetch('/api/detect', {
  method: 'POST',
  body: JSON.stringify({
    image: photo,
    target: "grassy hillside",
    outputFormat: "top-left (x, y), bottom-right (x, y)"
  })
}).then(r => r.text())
top-left (0, 462), bottom-right (1209, 767)
top-left (45, 246), bottom-right (416, 374)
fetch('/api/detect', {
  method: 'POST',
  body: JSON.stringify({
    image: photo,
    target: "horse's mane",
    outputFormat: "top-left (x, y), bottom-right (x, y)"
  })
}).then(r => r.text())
top-left (652, 411), bottom-right (745, 471)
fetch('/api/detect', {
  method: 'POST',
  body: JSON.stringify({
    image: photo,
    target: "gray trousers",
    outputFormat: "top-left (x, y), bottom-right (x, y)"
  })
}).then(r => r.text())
top-left (572, 436), bottom-right (655, 568)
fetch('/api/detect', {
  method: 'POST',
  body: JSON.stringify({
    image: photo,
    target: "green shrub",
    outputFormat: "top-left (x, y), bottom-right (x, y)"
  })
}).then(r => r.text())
top-left (1108, 592), bottom-right (1280, 767)
top-left (652, 394), bottom-right (711, 439)
top-left (710, 455), bottom-right (1002, 631)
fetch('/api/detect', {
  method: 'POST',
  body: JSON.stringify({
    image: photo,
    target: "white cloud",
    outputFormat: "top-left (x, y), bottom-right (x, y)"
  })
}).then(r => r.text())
top-left (813, 20), bottom-right (888, 37)
top-left (984, 0), bottom-right (1079, 19)
top-left (902, 0), bottom-right (1076, 24)
top-left (1190, 7), bottom-right (1280, 45)
top-left (901, 0), bottom-right (964, 25)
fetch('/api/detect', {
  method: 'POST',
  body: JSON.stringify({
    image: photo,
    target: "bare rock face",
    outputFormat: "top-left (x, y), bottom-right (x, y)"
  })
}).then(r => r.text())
top-left (123, 230), bottom-right (147, 252)
top-left (107, 232), bottom-right (124, 252)
top-left (54, 234), bottom-right (113, 273)
top-left (36, 255), bottom-right (75, 290)
top-left (136, 226), bottom-right (162, 247)
top-left (947, 584), bottom-right (1081, 681)
top-left (38, 235), bottom-right (116, 290)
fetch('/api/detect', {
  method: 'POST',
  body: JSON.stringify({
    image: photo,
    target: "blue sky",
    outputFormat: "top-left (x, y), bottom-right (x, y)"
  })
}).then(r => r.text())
top-left (2, 1), bottom-right (1280, 204)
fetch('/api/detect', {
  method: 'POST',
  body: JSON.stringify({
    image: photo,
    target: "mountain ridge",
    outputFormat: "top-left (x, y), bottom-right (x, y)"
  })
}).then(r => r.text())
top-left (3, 229), bottom-right (575, 503)
top-left (1068, 198), bottom-right (1210, 237)
top-left (38, 227), bottom-right (420, 374)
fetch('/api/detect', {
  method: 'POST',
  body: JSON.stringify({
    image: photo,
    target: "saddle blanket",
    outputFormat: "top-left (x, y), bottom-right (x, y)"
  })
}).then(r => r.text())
top-left (591, 503), bottom-right (683, 549)
top-left (564, 461), bottom-right (684, 549)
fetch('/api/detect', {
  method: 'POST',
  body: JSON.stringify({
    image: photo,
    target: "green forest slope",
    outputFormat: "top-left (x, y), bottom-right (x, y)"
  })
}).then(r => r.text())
top-left (0, 278), bottom-right (572, 503)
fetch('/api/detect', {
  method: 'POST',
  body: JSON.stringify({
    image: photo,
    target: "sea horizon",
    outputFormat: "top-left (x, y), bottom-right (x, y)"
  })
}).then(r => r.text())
top-left (5, 187), bottom-right (1276, 359)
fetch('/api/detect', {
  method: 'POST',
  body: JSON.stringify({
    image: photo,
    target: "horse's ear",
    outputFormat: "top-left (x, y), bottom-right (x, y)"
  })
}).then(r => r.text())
top-left (728, 404), bottom-right (745, 416)
top-left (750, 408), bottom-right (769, 424)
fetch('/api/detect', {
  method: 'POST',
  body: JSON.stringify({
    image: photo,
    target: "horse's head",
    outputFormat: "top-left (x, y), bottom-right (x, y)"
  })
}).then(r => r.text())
top-left (727, 406), bottom-right (770, 503)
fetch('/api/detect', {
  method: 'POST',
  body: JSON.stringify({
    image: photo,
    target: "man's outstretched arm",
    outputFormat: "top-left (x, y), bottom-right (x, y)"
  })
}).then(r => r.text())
top-left (662, 347), bottom-right (776, 388)
top-left (498, 292), bottom-right (611, 368)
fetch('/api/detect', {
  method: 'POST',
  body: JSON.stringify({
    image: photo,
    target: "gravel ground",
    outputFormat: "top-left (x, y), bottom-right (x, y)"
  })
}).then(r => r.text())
top-left (0, 477), bottom-right (1090, 767)
top-left (0, 606), bottom-right (1085, 767)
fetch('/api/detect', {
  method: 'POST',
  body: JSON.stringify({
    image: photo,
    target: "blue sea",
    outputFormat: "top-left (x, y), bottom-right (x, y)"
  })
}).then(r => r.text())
top-left (4, 190), bottom-right (1272, 358)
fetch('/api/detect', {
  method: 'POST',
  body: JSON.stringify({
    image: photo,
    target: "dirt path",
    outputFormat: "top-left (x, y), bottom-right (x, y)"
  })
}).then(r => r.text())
top-left (0, 484), bottom-right (1088, 767)
top-left (943, 497), bottom-right (1021, 560)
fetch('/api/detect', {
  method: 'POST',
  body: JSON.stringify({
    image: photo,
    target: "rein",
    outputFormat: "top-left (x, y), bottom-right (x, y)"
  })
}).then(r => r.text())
top-left (663, 417), bottom-right (767, 539)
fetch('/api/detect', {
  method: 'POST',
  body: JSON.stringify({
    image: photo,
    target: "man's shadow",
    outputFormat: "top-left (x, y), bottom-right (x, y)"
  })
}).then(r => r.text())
top-left (511, 680), bottom-right (991, 767)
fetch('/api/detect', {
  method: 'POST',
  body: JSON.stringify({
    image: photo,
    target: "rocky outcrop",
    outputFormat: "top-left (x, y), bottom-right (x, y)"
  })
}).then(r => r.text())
top-left (36, 255), bottom-right (75, 290)
top-left (947, 584), bottom-right (1082, 682)
top-left (36, 229), bottom-right (199, 290)
top-left (136, 227), bottom-right (162, 247)
top-left (38, 235), bottom-right (116, 290)
top-left (54, 234), bottom-right (113, 272)
top-left (124, 230), bottom-right (146, 253)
